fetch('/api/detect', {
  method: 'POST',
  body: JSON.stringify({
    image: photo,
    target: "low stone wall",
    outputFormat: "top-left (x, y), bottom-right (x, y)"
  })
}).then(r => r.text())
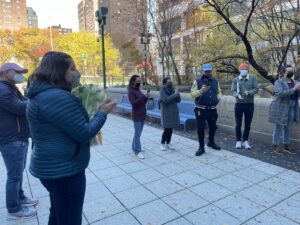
top-left (106, 88), bottom-right (300, 147)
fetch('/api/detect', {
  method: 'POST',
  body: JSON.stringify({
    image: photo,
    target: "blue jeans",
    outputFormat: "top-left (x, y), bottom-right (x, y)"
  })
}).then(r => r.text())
top-left (273, 101), bottom-right (295, 145)
top-left (132, 121), bottom-right (144, 154)
top-left (0, 141), bottom-right (28, 213)
top-left (40, 171), bottom-right (86, 225)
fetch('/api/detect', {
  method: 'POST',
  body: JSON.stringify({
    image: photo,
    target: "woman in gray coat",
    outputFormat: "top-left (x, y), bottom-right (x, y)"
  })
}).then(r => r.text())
top-left (159, 77), bottom-right (181, 150)
top-left (269, 65), bottom-right (300, 154)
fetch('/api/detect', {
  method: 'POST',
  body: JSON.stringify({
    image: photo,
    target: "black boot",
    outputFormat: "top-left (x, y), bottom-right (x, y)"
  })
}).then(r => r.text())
top-left (195, 147), bottom-right (205, 156)
top-left (207, 141), bottom-right (221, 150)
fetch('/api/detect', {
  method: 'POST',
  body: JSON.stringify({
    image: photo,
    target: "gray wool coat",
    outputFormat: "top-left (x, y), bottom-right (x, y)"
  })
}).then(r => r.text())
top-left (268, 78), bottom-right (300, 126)
top-left (159, 86), bottom-right (181, 128)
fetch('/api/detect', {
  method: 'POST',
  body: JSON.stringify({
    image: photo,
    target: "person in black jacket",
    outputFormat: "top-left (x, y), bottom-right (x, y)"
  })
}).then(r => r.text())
top-left (0, 63), bottom-right (38, 220)
top-left (191, 63), bottom-right (222, 156)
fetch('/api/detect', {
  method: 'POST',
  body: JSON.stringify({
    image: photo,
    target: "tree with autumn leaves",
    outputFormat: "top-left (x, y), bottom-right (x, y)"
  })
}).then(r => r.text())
top-left (0, 28), bottom-right (123, 78)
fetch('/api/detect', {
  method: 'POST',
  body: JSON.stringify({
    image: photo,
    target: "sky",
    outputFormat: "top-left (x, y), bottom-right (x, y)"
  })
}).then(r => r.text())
top-left (26, 0), bottom-right (82, 31)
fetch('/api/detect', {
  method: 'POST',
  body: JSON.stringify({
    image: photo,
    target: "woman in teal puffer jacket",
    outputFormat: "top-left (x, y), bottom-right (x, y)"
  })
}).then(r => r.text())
top-left (26, 51), bottom-right (116, 225)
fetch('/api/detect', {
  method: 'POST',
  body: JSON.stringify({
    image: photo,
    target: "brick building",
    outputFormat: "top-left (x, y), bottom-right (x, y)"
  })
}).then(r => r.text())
top-left (51, 24), bottom-right (72, 35)
top-left (78, 0), bottom-right (99, 34)
top-left (0, 0), bottom-right (28, 30)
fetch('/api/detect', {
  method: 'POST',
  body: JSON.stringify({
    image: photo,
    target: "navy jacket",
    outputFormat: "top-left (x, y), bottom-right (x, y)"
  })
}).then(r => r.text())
top-left (0, 81), bottom-right (30, 144)
top-left (26, 81), bottom-right (107, 179)
top-left (195, 76), bottom-right (219, 107)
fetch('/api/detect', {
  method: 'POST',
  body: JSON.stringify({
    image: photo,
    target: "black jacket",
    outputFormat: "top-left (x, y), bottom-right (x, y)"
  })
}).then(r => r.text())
top-left (0, 80), bottom-right (30, 144)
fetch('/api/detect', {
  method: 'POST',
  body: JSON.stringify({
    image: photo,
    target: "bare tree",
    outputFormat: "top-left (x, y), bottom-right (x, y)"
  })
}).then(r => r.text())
top-left (148, 0), bottom-right (184, 84)
top-left (203, 0), bottom-right (300, 83)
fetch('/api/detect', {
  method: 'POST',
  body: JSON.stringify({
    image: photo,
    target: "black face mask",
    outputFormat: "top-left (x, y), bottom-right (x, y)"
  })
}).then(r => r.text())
top-left (135, 83), bottom-right (141, 88)
top-left (166, 83), bottom-right (173, 88)
top-left (287, 72), bottom-right (294, 78)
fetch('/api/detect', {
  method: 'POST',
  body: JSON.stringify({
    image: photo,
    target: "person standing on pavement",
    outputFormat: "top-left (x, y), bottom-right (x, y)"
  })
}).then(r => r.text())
top-left (191, 63), bottom-right (222, 156)
top-left (269, 65), bottom-right (300, 154)
top-left (26, 51), bottom-right (116, 225)
top-left (128, 75), bottom-right (149, 159)
top-left (159, 77), bottom-right (181, 151)
top-left (231, 63), bottom-right (259, 150)
top-left (0, 63), bottom-right (38, 220)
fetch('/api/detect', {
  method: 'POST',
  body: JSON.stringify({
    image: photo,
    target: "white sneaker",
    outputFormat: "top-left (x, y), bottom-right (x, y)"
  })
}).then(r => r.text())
top-left (243, 141), bottom-right (251, 149)
top-left (160, 144), bottom-right (167, 151)
top-left (166, 144), bottom-right (175, 150)
top-left (136, 152), bottom-right (145, 159)
top-left (236, 141), bottom-right (242, 149)
top-left (7, 207), bottom-right (37, 220)
top-left (20, 197), bottom-right (39, 207)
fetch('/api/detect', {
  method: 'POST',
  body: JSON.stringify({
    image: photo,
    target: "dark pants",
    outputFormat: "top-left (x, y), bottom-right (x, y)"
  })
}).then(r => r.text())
top-left (235, 103), bottom-right (254, 141)
top-left (195, 108), bottom-right (218, 148)
top-left (40, 172), bottom-right (86, 225)
top-left (0, 141), bottom-right (28, 213)
top-left (161, 128), bottom-right (173, 144)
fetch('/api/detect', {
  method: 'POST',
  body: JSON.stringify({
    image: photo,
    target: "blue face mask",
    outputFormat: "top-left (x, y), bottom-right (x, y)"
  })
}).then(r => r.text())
top-left (240, 70), bottom-right (248, 78)
top-left (13, 74), bottom-right (25, 83)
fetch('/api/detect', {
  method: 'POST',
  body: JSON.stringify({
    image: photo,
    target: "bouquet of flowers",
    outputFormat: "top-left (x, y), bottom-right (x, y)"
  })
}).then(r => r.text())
top-left (72, 84), bottom-right (106, 146)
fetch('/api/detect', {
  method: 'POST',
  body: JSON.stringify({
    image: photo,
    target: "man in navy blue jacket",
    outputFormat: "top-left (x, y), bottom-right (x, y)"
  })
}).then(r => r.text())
top-left (0, 63), bottom-right (38, 220)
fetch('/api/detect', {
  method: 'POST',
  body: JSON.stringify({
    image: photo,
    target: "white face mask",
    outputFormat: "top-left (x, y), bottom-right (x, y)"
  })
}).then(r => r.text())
top-left (13, 74), bottom-right (25, 83)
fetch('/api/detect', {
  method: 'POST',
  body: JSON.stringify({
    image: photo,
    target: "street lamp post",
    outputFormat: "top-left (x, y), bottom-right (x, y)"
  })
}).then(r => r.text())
top-left (140, 32), bottom-right (151, 85)
top-left (96, 7), bottom-right (108, 89)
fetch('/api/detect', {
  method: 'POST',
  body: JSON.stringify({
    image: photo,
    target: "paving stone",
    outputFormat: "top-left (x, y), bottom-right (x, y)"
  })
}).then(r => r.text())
top-left (244, 210), bottom-right (299, 225)
top-left (271, 197), bottom-right (300, 223)
top-left (169, 171), bottom-right (206, 188)
top-left (184, 204), bottom-right (241, 225)
top-left (212, 159), bottom-right (245, 173)
top-left (155, 163), bottom-right (186, 176)
top-left (103, 175), bottom-right (140, 194)
top-left (212, 174), bottom-right (253, 192)
top-left (238, 185), bottom-right (286, 208)
top-left (233, 167), bottom-right (271, 183)
top-left (250, 162), bottom-right (287, 176)
top-left (259, 176), bottom-right (300, 196)
top-left (145, 178), bottom-right (185, 198)
top-left (214, 194), bottom-right (267, 222)
top-left (115, 186), bottom-right (157, 209)
top-left (119, 161), bottom-right (149, 174)
top-left (190, 181), bottom-right (233, 202)
top-left (162, 189), bottom-right (209, 215)
top-left (131, 168), bottom-right (164, 184)
top-left (193, 164), bottom-right (227, 180)
top-left (164, 217), bottom-right (193, 225)
top-left (130, 199), bottom-right (179, 225)
top-left (93, 166), bottom-right (126, 181)
top-left (276, 170), bottom-right (300, 185)
top-left (83, 195), bottom-right (126, 223)
top-left (92, 211), bottom-right (140, 225)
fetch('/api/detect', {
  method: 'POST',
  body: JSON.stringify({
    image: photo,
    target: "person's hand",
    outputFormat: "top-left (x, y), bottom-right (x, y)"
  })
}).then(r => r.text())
top-left (99, 99), bottom-right (116, 114)
top-left (293, 83), bottom-right (300, 91)
top-left (146, 90), bottom-right (150, 98)
top-left (201, 85), bottom-right (210, 93)
top-left (237, 94), bottom-right (243, 100)
top-left (244, 91), bottom-right (249, 96)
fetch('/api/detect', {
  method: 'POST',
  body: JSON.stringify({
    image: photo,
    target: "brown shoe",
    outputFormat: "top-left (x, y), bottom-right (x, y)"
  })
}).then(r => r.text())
top-left (273, 145), bottom-right (283, 154)
top-left (283, 144), bottom-right (297, 154)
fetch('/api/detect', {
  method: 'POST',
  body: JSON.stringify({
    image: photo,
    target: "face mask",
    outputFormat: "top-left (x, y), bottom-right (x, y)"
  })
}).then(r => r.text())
top-left (135, 83), bottom-right (141, 88)
top-left (66, 71), bottom-right (81, 89)
top-left (240, 70), bottom-right (248, 78)
top-left (166, 82), bottom-right (173, 88)
top-left (287, 72), bottom-right (294, 78)
top-left (13, 74), bottom-right (25, 83)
